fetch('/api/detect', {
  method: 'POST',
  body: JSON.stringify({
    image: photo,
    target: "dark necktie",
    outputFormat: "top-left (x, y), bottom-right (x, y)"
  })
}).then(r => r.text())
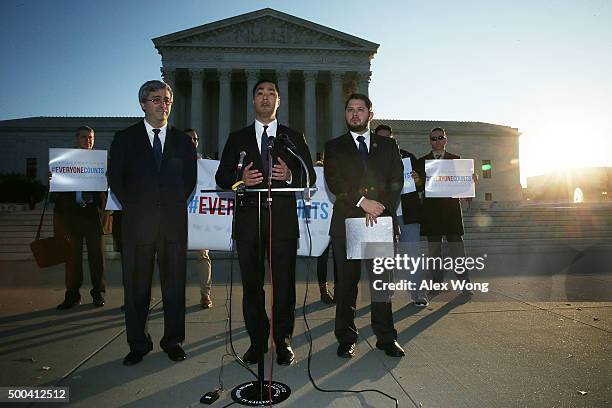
top-left (357, 135), bottom-right (368, 168)
top-left (153, 128), bottom-right (162, 170)
top-left (260, 125), bottom-right (269, 175)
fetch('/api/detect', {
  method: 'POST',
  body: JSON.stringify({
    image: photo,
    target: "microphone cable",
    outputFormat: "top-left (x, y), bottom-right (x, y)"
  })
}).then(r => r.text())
top-left (299, 193), bottom-right (400, 408)
top-left (266, 145), bottom-right (275, 407)
top-left (203, 158), bottom-right (258, 403)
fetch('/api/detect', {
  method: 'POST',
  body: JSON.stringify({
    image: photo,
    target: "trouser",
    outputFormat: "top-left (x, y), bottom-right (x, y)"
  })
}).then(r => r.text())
top-left (123, 235), bottom-right (187, 353)
top-left (398, 220), bottom-right (427, 301)
top-left (236, 238), bottom-right (297, 349)
top-left (197, 249), bottom-right (212, 296)
top-left (332, 236), bottom-right (397, 345)
top-left (426, 234), bottom-right (471, 284)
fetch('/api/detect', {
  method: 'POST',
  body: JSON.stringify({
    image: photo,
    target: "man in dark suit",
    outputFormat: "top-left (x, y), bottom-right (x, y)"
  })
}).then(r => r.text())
top-left (374, 124), bottom-right (428, 307)
top-left (54, 126), bottom-right (108, 310)
top-left (417, 127), bottom-right (472, 291)
top-left (109, 80), bottom-right (197, 366)
top-left (216, 79), bottom-right (315, 366)
top-left (324, 94), bottom-right (405, 359)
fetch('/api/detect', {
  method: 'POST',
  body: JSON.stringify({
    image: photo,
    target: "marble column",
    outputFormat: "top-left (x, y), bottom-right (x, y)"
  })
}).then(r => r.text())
top-left (245, 69), bottom-right (259, 125)
top-left (277, 69), bottom-right (289, 126)
top-left (356, 71), bottom-right (372, 96)
top-left (303, 70), bottom-right (318, 158)
top-left (189, 69), bottom-right (204, 137)
top-left (161, 68), bottom-right (176, 126)
top-left (330, 71), bottom-right (345, 138)
top-left (218, 69), bottom-right (232, 155)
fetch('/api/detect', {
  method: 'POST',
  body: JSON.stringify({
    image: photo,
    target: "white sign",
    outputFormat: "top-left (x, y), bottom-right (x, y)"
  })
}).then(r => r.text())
top-left (187, 161), bottom-right (333, 256)
top-left (397, 158), bottom-right (416, 216)
top-left (49, 148), bottom-right (108, 192)
top-left (425, 159), bottom-right (475, 198)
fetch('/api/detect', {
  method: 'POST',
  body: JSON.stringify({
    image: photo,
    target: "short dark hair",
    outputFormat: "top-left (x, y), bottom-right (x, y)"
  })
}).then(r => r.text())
top-left (252, 79), bottom-right (279, 97)
top-left (75, 126), bottom-right (93, 137)
top-left (430, 127), bottom-right (446, 136)
top-left (183, 128), bottom-right (196, 134)
top-left (374, 124), bottom-right (392, 135)
top-left (138, 80), bottom-right (173, 103)
top-left (344, 93), bottom-right (372, 111)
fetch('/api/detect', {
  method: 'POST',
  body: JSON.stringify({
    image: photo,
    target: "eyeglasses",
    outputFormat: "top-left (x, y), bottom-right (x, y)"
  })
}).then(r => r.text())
top-left (430, 136), bottom-right (446, 141)
top-left (146, 97), bottom-right (173, 106)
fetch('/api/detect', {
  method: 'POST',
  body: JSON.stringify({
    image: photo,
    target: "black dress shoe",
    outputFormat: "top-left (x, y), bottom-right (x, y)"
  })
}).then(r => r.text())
top-left (56, 295), bottom-right (81, 310)
top-left (243, 344), bottom-right (268, 365)
top-left (123, 350), bottom-right (147, 366)
top-left (165, 345), bottom-right (186, 362)
top-left (276, 345), bottom-right (295, 365)
top-left (376, 340), bottom-right (405, 357)
top-left (337, 343), bottom-right (356, 358)
top-left (92, 295), bottom-right (105, 307)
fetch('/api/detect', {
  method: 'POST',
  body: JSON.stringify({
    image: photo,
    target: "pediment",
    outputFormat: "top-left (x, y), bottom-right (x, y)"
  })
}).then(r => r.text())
top-left (153, 8), bottom-right (378, 52)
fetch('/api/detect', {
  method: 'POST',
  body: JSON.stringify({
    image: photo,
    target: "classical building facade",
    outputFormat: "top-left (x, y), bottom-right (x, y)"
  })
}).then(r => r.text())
top-left (0, 8), bottom-right (523, 202)
top-left (154, 8), bottom-right (377, 159)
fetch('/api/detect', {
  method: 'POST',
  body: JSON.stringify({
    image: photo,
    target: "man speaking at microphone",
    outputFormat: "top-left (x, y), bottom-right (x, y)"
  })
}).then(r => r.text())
top-left (216, 79), bottom-right (316, 366)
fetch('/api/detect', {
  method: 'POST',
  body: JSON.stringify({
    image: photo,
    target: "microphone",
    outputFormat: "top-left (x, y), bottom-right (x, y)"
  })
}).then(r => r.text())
top-left (267, 135), bottom-right (275, 150)
top-left (237, 151), bottom-right (246, 171)
top-left (279, 133), bottom-right (297, 151)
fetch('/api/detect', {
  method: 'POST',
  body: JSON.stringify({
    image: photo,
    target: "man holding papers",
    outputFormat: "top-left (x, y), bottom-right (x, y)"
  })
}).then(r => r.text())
top-left (324, 94), bottom-right (405, 359)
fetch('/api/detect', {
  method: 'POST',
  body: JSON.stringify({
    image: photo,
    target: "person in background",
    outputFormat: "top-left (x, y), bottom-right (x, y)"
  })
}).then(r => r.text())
top-left (184, 128), bottom-right (213, 309)
top-left (53, 126), bottom-right (108, 310)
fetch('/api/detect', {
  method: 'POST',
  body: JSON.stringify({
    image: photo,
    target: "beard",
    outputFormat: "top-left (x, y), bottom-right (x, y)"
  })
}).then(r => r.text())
top-left (347, 120), bottom-right (369, 133)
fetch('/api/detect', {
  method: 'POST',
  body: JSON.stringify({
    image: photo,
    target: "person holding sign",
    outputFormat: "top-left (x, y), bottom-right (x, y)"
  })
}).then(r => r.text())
top-left (375, 124), bottom-right (428, 307)
top-left (53, 126), bottom-right (108, 310)
top-left (216, 79), bottom-right (316, 366)
top-left (324, 95), bottom-right (405, 359)
top-left (109, 80), bottom-right (197, 366)
top-left (417, 127), bottom-right (474, 292)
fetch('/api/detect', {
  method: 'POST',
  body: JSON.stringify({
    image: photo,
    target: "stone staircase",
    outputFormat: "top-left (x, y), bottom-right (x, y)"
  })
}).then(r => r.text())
top-left (1, 203), bottom-right (611, 261)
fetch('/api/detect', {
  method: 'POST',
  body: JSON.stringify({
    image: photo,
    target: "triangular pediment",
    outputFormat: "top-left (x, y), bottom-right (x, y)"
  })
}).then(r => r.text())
top-left (153, 8), bottom-right (378, 51)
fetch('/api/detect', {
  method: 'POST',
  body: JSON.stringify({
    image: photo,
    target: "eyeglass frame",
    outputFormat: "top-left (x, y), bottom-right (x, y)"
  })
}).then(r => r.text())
top-left (145, 97), bottom-right (173, 106)
top-left (430, 135), bottom-right (447, 141)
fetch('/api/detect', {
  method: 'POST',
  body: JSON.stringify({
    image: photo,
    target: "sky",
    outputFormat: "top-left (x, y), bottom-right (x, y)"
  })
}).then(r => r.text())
top-left (1, 0), bottom-right (611, 186)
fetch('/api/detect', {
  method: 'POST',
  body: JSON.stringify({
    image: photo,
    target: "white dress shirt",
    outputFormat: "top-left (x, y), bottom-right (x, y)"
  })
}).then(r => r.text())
top-left (144, 119), bottom-right (167, 153)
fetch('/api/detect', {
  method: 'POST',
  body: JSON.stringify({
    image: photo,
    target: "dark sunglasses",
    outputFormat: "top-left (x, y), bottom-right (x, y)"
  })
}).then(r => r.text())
top-left (192, 137), bottom-right (199, 141)
top-left (430, 136), bottom-right (446, 141)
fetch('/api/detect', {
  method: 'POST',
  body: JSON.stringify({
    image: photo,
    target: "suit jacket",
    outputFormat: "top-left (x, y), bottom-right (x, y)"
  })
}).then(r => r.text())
top-left (215, 123), bottom-right (316, 241)
top-left (53, 191), bottom-right (108, 235)
top-left (416, 151), bottom-right (464, 236)
top-left (108, 121), bottom-right (197, 245)
top-left (399, 149), bottom-right (422, 225)
top-left (324, 132), bottom-right (404, 237)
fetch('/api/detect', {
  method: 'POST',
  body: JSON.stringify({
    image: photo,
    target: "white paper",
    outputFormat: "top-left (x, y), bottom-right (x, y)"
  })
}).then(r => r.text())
top-left (49, 148), bottom-right (108, 192)
top-left (345, 216), bottom-right (394, 260)
top-left (105, 188), bottom-right (122, 211)
top-left (425, 159), bottom-right (475, 198)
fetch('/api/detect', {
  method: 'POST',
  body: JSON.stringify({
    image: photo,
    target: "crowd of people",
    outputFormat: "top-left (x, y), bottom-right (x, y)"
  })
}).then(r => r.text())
top-left (50, 78), bottom-right (475, 366)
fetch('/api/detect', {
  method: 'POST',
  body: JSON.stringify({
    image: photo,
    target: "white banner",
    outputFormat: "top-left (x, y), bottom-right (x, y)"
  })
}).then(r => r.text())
top-left (397, 158), bottom-right (416, 216)
top-left (49, 148), bottom-right (107, 192)
top-left (425, 159), bottom-right (475, 198)
top-left (187, 161), bottom-right (333, 256)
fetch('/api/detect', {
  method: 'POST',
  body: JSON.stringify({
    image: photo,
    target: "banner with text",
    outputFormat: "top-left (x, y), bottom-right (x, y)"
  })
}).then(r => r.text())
top-left (425, 159), bottom-right (475, 198)
top-left (397, 157), bottom-right (416, 216)
top-left (49, 148), bottom-right (107, 192)
top-left (187, 161), bottom-right (334, 256)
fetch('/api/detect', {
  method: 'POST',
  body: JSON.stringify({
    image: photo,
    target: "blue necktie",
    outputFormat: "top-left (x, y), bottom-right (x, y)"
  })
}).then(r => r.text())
top-left (153, 128), bottom-right (162, 171)
top-left (260, 125), bottom-right (269, 176)
top-left (357, 135), bottom-right (368, 168)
